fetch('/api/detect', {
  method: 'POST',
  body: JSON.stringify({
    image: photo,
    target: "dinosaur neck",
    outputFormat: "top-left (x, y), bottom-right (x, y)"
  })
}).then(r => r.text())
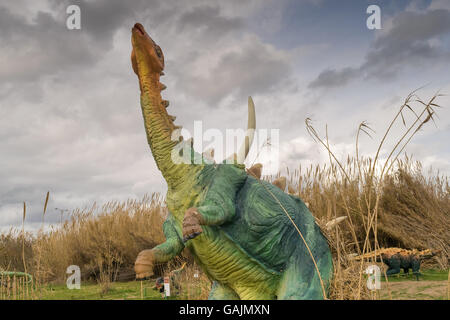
top-left (139, 72), bottom-right (198, 190)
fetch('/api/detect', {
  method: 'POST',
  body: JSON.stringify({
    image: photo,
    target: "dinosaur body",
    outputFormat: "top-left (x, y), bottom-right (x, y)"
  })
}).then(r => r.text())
top-left (130, 23), bottom-right (333, 299)
top-left (353, 248), bottom-right (436, 280)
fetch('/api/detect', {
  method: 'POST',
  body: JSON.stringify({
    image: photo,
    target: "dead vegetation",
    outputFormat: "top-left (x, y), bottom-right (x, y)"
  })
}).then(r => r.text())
top-left (288, 90), bottom-right (448, 299)
top-left (0, 91), bottom-right (448, 300)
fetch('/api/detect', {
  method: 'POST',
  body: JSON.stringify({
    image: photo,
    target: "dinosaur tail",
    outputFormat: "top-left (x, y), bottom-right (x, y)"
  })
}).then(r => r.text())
top-left (351, 250), bottom-right (384, 262)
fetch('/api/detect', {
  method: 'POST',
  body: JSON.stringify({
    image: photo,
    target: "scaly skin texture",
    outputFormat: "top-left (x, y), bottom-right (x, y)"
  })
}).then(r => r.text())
top-left (131, 23), bottom-right (333, 299)
top-left (353, 248), bottom-right (437, 280)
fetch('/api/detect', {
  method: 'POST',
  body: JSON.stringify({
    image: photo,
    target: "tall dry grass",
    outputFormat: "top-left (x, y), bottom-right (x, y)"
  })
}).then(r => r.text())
top-left (0, 90), bottom-right (447, 300)
top-left (33, 193), bottom-right (166, 284)
top-left (280, 90), bottom-right (448, 299)
top-left (0, 229), bottom-right (33, 272)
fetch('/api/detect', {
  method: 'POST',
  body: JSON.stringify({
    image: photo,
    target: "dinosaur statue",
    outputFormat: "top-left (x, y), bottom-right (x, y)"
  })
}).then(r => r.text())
top-left (130, 23), bottom-right (333, 299)
top-left (352, 248), bottom-right (437, 280)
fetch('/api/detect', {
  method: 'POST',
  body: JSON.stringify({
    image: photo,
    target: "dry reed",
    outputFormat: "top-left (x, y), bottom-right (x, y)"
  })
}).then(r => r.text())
top-left (0, 91), bottom-right (447, 300)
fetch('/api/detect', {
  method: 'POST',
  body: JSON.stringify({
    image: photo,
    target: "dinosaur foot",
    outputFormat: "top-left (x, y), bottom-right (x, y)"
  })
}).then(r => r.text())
top-left (134, 249), bottom-right (155, 279)
top-left (182, 207), bottom-right (203, 242)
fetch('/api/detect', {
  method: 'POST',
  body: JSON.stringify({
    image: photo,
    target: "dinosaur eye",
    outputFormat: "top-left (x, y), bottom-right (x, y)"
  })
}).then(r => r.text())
top-left (155, 47), bottom-right (162, 59)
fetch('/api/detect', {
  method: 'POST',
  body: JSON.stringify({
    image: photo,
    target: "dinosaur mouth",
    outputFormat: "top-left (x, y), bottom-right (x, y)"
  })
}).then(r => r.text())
top-left (133, 23), bottom-right (145, 36)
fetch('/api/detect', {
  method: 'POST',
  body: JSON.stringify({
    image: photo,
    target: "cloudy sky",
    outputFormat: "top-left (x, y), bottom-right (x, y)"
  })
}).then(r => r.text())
top-left (1, 0), bottom-right (449, 230)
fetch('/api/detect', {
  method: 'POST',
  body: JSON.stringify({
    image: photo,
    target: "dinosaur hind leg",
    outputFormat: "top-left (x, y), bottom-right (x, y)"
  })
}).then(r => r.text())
top-left (208, 281), bottom-right (239, 300)
top-left (277, 249), bottom-right (332, 300)
top-left (385, 259), bottom-right (401, 277)
top-left (411, 259), bottom-right (422, 281)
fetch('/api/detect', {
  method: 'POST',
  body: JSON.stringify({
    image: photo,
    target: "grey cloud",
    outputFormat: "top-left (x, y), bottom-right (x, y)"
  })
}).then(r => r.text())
top-left (0, 7), bottom-right (97, 84)
top-left (0, 0), bottom-right (154, 85)
top-left (0, 0), bottom-right (288, 229)
top-left (308, 67), bottom-right (358, 89)
top-left (176, 5), bottom-right (244, 38)
top-left (309, 8), bottom-right (450, 89)
top-left (173, 36), bottom-right (293, 106)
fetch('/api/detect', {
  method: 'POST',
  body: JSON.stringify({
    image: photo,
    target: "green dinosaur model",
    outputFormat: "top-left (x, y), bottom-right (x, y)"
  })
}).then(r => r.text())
top-left (131, 23), bottom-right (333, 299)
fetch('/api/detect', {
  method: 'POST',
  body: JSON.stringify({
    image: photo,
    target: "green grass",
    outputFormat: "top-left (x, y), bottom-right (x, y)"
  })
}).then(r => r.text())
top-left (35, 280), bottom-right (167, 300)
top-left (380, 269), bottom-right (448, 282)
top-left (6, 268), bottom-right (446, 300)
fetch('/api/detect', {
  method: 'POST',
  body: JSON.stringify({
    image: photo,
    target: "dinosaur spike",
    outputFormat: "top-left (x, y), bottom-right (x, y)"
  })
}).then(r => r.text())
top-left (236, 96), bottom-right (256, 164)
top-left (162, 100), bottom-right (169, 108)
top-left (272, 176), bottom-right (287, 191)
top-left (325, 216), bottom-right (347, 231)
top-left (160, 71), bottom-right (165, 76)
top-left (247, 163), bottom-right (262, 179)
top-left (160, 83), bottom-right (167, 91)
top-left (169, 115), bottom-right (176, 122)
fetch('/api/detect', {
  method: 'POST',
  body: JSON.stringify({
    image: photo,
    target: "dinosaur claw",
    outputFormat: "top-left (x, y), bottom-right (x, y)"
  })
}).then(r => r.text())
top-left (182, 207), bottom-right (203, 242)
top-left (182, 231), bottom-right (202, 242)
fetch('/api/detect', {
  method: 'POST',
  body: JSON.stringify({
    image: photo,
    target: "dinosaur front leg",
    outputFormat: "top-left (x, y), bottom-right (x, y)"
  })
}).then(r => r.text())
top-left (182, 204), bottom-right (234, 242)
top-left (182, 165), bottom-right (245, 242)
top-left (135, 214), bottom-right (184, 279)
top-left (385, 258), bottom-right (401, 277)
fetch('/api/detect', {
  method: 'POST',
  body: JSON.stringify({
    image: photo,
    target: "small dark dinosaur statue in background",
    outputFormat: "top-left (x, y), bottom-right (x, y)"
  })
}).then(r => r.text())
top-left (353, 247), bottom-right (438, 280)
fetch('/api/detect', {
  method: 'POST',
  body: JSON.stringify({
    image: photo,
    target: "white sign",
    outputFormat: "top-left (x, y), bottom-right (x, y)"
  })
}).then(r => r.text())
top-left (164, 276), bottom-right (171, 297)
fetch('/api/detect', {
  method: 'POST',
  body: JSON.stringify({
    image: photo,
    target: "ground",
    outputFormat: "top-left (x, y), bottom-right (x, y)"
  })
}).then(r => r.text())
top-left (35, 281), bottom-right (163, 300)
top-left (380, 280), bottom-right (447, 300)
top-left (29, 269), bottom-right (447, 300)
top-left (378, 269), bottom-right (449, 300)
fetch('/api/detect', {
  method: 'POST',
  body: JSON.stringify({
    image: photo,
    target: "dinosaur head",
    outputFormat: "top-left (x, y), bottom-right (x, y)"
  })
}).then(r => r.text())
top-left (420, 248), bottom-right (439, 259)
top-left (131, 23), bottom-right (164, 78)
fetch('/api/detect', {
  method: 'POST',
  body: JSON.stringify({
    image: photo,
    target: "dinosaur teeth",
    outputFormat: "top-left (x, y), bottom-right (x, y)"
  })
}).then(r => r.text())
top-left (162, 100), bottom-right (169, 108)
